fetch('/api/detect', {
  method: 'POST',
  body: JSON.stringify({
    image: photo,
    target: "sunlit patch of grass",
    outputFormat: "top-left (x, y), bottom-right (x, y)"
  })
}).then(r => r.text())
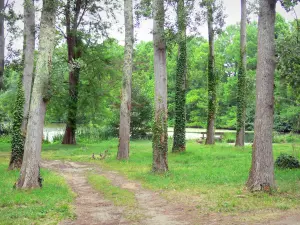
top-left (0, 156), bottom-right (75, 225)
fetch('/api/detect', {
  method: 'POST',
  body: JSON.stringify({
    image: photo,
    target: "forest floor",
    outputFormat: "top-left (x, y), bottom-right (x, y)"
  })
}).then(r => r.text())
top-left (1, 139), bottom-right (300, 224)
top-left (41, 159), bottom-right (300, 225)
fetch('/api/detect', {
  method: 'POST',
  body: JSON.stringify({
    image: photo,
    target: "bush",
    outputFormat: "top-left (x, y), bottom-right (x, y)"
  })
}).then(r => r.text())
top-left (273, 133), bottom-right (300, 143)
top-left (275, 153), bottom-right (300, 169)
top-left (0, 135), bottom-right (11, 143)
top-left (222, 133), bottom-right (235, 143)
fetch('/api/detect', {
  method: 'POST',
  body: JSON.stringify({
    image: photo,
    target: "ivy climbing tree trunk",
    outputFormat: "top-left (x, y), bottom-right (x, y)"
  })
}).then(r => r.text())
top-left (235, 0), bottom-right (247, 147)
top-left (9, 0), bottom-right (35, 170)
top-left (172, 0), bottom-right (187, 152)
top-left (16, 0), bottom-right (57, 189)
top-left (0, 0), bottom-right (4, 90)
top-left (205, 2), bottom-right (216, 145)
top-left (8, 0), bottom-right (35, 170)
top-left (117, 0), bottom-right (133, 160)
top-left (152, 0), bottom-right (168, 172)
top-left (62, 0), bottom-right (82, 145)
top-left (246, 0), bottom-right (276, 192)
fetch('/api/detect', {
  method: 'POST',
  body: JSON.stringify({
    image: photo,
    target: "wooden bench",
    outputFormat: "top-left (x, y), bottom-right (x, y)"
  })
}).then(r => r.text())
top-left (199, 132), bottom-right (224, 140)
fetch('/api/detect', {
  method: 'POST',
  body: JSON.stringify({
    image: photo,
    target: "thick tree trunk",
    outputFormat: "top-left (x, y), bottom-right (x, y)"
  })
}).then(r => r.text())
top-left (117, 0), bottom-right (133, 160)
top-left (152, 0), bottom-right (168, 173)
top-left (0, 0), bottom-right (4, 90)
top-left (205, 4), bottom-right (216, 145)
top-left (235, 0), bottom-right (247, 147)
top-left (246, 0), bottom-right (276, 192)
top-left (16, 0), bottom-right (57, 189)
top-left (62, 0), bottom-right (82, 145)
top-left (8, 0), bottom-right (35, 170)
top-left (172, 0), bottom-right (187, 153)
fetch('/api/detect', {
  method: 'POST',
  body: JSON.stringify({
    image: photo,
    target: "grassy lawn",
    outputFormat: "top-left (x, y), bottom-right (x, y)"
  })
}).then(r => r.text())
top-left (0, 151), bottom-right (75, 225)
top-left (1, 137), bottom-right (300, 222)
top-left (40, 139), bottom-right (300, 218)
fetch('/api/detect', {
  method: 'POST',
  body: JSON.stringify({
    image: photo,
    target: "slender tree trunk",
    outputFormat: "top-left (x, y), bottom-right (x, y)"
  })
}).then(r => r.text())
top-left (235, 0), bottom-right (247, 147)
top-left (117, 0), bottom-right (134, 160)
top-left (152, 0), bottom-right (168, 173)
top-left (246, 0), bottom-right (276, 192)
top-left (0, 0), bottom-right (4, 90)
top-left (21, 0), bottom-right (35, 136)
top-left (172, 0), bottom-right (187, 152)
top-left (16, 0), bottom-right (57, 189)
top-left (205, 3), bottom-right (216, 145)
top-left (8, 0), bottom-right (35, 170)
top-left (62, 0), bottom-right (82, 145)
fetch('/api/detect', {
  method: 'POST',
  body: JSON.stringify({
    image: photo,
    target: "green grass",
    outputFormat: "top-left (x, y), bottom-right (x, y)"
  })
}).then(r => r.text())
top-left (87, 173), bottom-right (137, 207)
top-left (0, 154), bottom-right (75, 225)
top-left (87, 173), bottom-right (144, 221)
top-left (41, 139), bottom-right (300, 217)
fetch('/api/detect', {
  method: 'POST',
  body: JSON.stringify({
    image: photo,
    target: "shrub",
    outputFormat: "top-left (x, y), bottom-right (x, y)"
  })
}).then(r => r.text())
top-left (275, 153), bottom-right (300, 169)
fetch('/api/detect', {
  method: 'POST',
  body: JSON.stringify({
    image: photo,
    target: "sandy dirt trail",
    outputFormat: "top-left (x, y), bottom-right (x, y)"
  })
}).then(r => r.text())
top-left (42, 160), bottom-right (300, 225)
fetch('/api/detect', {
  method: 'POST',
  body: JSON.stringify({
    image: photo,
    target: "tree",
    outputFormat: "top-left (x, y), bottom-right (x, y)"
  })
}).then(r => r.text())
top-left (235, 0), bottom-right (247, 146)
top-left (16, 0), bottom-right (57, 189)
top-left (0, 0), bottom-right (4, 90)
top-left (246, 0), bottom-right (276, 192)
top-left (61, 0), bottom-right (120, 144)
top-left (9, 0), bottom-right (35, 170)
top-left (205, 0), bottom-right (216, 145)
top-left (62, 0), bottom-right (84, 144)
top-left (117, 0), bottom-right (134, 160)
top-left (152, 0), bottom-right (168, 172)
top-left (172, 0), bottom-right (187, 152)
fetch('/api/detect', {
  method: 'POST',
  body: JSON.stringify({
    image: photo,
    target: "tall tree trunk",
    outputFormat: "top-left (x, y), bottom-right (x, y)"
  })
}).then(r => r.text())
top-left (152, 0), bottom-right (168, 173)
top-left (235, 0), bottom-right (247, 147)
top-left (16, 0), bottom-right (57, 189)
top-left (246, 0), bottom-right (276, 192)
top-left (172, 0), bottom-right (187, 153)
top-left (62, 0), bottom-right (82, 145)
top-left (117, 0), bottom-right (134, 160)
top-left (0, 0), bottom-right (4, 90)
top-left (205, 3), bottom-right (216, 145)
top-left (8, 0), bottom-right (35, 170)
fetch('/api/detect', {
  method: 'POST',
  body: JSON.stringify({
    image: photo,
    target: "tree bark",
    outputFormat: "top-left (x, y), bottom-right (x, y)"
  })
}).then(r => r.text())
top-left (16, 0), bottom-right (57, 189)
top-left (62, 0), bottom-right (82, 145)
top-left (205, 3), bottom-right (216, 145)
top-left (0, 0), bottom-right (4, 90)
top-left (62, 39), bottom-right (79, 145)
top-left (117, 0), bottom-right (134, 160)
top-left (246, 0), bottom-right (276, 192)
top-left (235, 0), bottom-right (247, 147)
top-left (152, 0), bottom-right (168, 173)
top-left (172, 0), bottom-right (187, 152)
top-left (8, 0), bottom-right (35, 170)
top-left (21, 0), bottom-right (35, 137)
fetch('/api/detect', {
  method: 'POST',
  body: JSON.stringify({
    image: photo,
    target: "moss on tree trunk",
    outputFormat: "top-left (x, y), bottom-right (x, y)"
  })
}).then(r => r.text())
top-left (16, 0), bottom-right (57, 189)
top-left (205, 3), bottom-right (216, 145)
top-left (235, 0), bottom-right (247, 147)
top-left (172, 0), bottom-right (187, 153)
top-left (152, 0), bottom-right (168, 173)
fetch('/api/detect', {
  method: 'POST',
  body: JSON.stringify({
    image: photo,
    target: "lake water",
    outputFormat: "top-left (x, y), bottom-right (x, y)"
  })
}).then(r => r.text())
top-left (44, 124), bottom-right (253, 143)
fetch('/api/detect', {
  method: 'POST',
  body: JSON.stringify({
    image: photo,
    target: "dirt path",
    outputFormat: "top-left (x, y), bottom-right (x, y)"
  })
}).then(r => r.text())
top-left (42, 160), bottom-right (300, 225)
top-left (42, 160), bottom-right (190, 225)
